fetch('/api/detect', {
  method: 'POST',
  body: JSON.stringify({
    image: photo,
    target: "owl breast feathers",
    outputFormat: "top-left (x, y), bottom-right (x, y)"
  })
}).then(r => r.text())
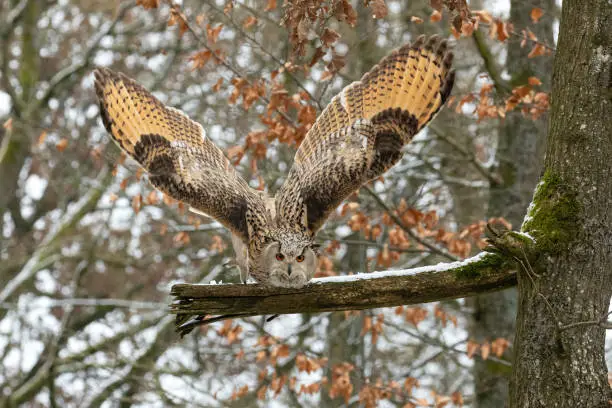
top-left (94, 35), bottom-right (454, 289)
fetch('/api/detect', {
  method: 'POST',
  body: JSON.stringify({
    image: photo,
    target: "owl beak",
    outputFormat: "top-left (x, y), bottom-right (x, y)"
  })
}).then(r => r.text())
top-left (287, 264), bottom-right (292, 276)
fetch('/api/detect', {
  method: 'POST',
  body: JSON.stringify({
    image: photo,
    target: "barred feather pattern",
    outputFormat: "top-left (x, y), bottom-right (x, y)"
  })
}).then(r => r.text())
top-left (94, 35), bottom-right (454, 290)
top-left (276, 35), bottom-right (455, 234)
top-left (93, 68), bottom-right (271, 246)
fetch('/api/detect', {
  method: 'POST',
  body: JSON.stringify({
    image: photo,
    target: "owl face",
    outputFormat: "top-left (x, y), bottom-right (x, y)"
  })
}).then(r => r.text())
top-left (262, 241), bottom-right (317, 288)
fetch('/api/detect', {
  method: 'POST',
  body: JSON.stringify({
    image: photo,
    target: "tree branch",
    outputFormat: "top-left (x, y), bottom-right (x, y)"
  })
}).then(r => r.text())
top-left (31, 2), bottom-right (131, 114)
top-left (362, 186), bottom-right (460, 262)
top-left (472, 29), bottom-right (511, 95)
top-left (170, 252), bottom-right (517, 334)
top-left (0, 168), bottom-right (112, 303)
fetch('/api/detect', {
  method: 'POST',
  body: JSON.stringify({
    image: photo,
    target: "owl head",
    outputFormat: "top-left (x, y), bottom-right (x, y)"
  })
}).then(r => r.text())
top-left (261, 228), bottom-right (317, 288)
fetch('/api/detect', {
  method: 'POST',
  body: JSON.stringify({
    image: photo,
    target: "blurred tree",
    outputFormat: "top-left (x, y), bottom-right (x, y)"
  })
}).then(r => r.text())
top-left (0, 0), bottom-right (608, 407)
top-left (469, 0), bottom-right (554, 405)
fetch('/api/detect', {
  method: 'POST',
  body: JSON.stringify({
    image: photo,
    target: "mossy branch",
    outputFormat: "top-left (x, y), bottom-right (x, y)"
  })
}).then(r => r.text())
top-left (170, 252), bottom-right (517, 335)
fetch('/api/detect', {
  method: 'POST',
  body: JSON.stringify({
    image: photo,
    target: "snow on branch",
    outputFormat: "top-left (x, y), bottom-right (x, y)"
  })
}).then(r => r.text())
top-left (170, 252), bottom-right (517, 334)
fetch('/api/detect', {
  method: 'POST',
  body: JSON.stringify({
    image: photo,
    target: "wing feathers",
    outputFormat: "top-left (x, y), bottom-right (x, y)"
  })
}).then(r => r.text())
top-left (94, 68), bottom-right (268, 242)
top-left (277, 35), bottom-right (454, 233)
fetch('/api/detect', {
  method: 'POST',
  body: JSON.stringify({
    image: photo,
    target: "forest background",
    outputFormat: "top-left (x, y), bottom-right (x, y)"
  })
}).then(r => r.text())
top-left (0, 0), bottom-right (610, 407)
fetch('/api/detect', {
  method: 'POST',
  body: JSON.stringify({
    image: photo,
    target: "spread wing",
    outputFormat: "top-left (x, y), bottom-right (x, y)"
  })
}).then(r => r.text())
top-left (275, 35), bottom-right (455, 234)
top-left (94, 68), bottom-right (268, 242)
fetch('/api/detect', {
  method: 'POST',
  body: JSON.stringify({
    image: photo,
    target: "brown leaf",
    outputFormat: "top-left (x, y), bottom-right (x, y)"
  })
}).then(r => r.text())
top-left (466, 340), bottom-right (479, 359)
top-left (132, 194), bottom-right (142, 213)
top-left (136, 0), bottom-right (159, 9)
top-left (146, 190), bottom-right (159, 205)
top-left (491, 337), bottom-right (510, 357)
top-left (528, 76), bottom-right (542, 86)
top-left (257, 385), bottom-right (267, 400)
top-left (119, 178), bottom-right (129, 191)
top-left (2, 117), bottom-right (12, 131)
top-left (265, 0), bottom-right (277, 11)
top-left (461, 21), bottom-right (475, 36)
top-left (321, 28), bottom-right (340, 47)
top-left (188, 50), bottom-right (212, 70)
top-left (212, 78), bottom-right (223, 92)
top-left (168, 7), bottom-right (188, 38)
top-left (494, 19), bottom-right (510, 42)
top-left (55, 138), bottom-right (69, 152)
top-left (196, 14), bottom-right (207, 26)
top-left (297, 18), bottom-right (310, 42)
top-left (309, 47), bottom-right (326, 67)
top-left (369, 0), bottom-right (388, 19)
top-left (481, 341), bottom-right (491, 360)
top-left (174, 231), bottom-right (190, 246)
top-left (411, 16), bottom-right (424, 24)
top-left (207, 23), bottom-right (223, 45)
top-left (435, 395), bottom-right (452, 408)
top-left (404, 307), bottom-right (428, 326)
top-left (451, 391), bottom-right (464, 406)
top-left (320, 70), bottom-right (334, 81)
top-left (37, 131), bottom-right (47, 146)
top-left (335, 0), bottom-right (357, 26)
top-left (327, 50), bottom-right (346, 74)
top-left (415, 398), bottom-right (430, 406)
top-left (242, 16), bottom-right (257, 29)
top-left (473, 9), bottom-right (492, 24)
top-left (528, 43), bottom-right (547, 58)
top-left (223, 1), bottom-right (233, 14)
top-left (430, 10), bottom-right (442, 22)
top-left (530, 7), bottom-right (544, 23)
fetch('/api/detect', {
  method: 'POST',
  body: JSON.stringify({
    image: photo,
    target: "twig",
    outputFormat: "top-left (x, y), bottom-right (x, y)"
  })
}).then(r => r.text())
top-left (362, 186), bottom-right (460, 262)
top-left (32, 2), bottom-right (131, 113)
top-left (203, 0), bottom-right (322, 110)
top-left (165, 1), bottom-right (300, 128)
top-left (429, 123), bottom-right (502, 186)
top-left (472, 29), bottom-right (511, 94)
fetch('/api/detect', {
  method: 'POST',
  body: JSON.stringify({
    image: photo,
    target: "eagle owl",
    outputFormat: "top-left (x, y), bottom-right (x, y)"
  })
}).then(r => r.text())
top-left (94, 35), bottom-right (454, 288)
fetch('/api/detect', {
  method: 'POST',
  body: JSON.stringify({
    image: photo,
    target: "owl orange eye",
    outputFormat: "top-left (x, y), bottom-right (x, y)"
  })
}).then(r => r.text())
top-left (275, 253), bottom-right (285, 261)
top-left (296, 255), bottom-right (305, 262)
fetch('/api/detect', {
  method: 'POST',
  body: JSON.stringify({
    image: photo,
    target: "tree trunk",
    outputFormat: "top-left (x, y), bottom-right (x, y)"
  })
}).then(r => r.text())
top-left (471, 0), bottom-right (554, 405)
top-left (510, 0), bottom-right (612, 406)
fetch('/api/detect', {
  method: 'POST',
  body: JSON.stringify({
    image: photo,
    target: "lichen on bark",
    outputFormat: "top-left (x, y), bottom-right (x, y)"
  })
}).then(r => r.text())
top-left (453, 253), bottom-right (511, 280)
top-left (521, 170), bottom-right (581, 254)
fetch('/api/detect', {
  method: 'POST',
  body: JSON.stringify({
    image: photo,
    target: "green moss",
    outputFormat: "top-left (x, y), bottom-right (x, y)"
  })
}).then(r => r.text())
top-left (522, 170), bottom-right (581, 254)
top-left (454, 253), bottom-right (508, 280)
top-left (499, 163), bottom-right (516, 186)
top-left (0, 137), bottom-right (24, 165)
top-left (485, 359), bottom-right (513, 375)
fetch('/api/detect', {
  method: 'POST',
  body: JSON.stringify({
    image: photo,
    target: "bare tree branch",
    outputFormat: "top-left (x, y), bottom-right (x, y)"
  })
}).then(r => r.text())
top-left (170, 252), bottom-right (516, 334)
top-left (32, 2), bottom-right (132, 113)
top-left (362, 186), bottom-right (461, 262)
top-left (0, 169), bottom-right (112, 303)
top-left (472, 29), bottom-right (511, 95)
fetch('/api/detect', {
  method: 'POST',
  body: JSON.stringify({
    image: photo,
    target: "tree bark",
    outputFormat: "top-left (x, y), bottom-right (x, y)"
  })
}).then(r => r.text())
top-left (510, 0), bottom-right (612, 406)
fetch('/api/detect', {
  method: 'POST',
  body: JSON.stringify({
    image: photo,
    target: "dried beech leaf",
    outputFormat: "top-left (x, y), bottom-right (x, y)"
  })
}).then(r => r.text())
top-left (136, 0), bottom-right (159, 9)
top-left (530, 7), bottom-right (544, 23)
top-left (430, 10), bottom-right (442, 22)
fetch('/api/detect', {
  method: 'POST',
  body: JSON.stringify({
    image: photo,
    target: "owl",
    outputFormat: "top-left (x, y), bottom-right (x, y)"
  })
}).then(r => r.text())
top-left (94, 35), bottom-right (454, 289)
